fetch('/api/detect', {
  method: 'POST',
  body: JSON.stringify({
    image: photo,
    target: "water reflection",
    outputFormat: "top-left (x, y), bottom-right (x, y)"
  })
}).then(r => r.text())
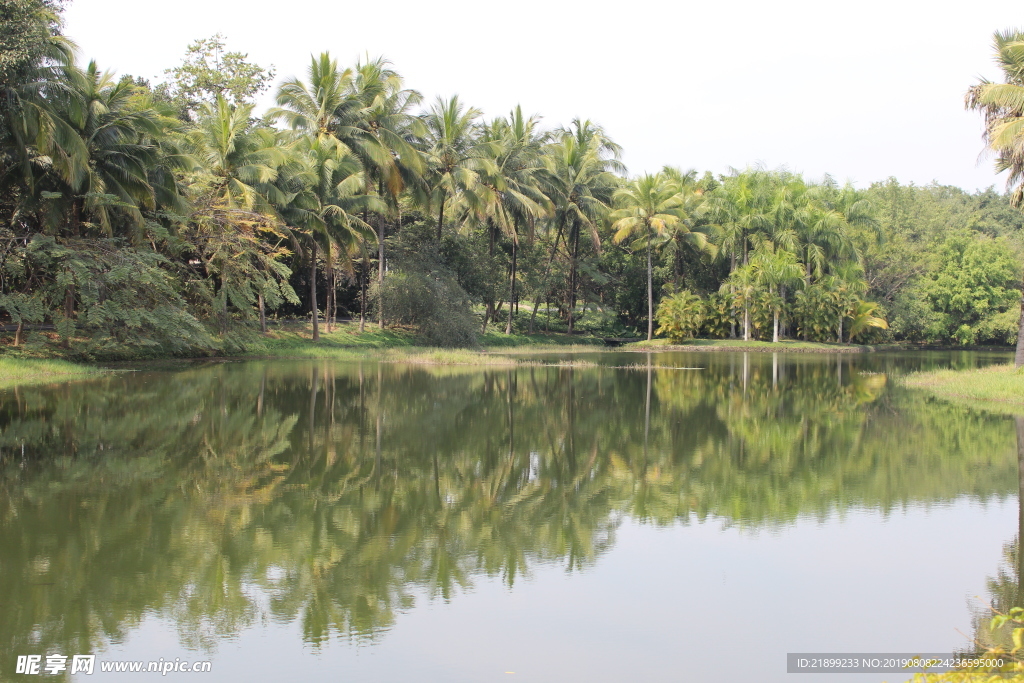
top-left (0, 352), bottom-right (1017, 674)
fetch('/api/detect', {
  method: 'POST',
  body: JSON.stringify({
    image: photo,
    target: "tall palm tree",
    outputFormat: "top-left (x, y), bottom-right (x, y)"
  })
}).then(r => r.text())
top-left (42, 61), bottom-right (180, 237)
top-left (347, 57), bottom-right (425, 328)
top-left (419, 95), bottom-right (493, 241)
top-left (966, 29), bottom-right (1024, 366)
top-left (275, 135), bottom-right (381, 341)
top-left (186, 94), bottom-right (289, 332)
top-left (653, 166), bottom-right (716, 288)
top-left (749, 245), bottom-right (804, 342)
top-left (474, 107), bottom-right (551, 333)
top-left (545, 119), bottom-right (622, 333)
top-left (702, 169), bottom-right (777, 274)
top-left (611, 173), bottom-right (698, 341)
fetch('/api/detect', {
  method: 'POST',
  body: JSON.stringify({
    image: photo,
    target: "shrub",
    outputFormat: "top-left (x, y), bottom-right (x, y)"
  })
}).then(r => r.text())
top-left (655, 290), bottom-right (705, 342)
top-left (373, 269), bottom-right (478, 348)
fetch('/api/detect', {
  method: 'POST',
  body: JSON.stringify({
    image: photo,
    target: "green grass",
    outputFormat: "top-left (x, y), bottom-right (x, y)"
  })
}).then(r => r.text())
top-left (902, 363), bottom-right (1024, 416)
top-left (623, 338), bottom-right (872, 353)
top-left (245, 324), bottom-right (609, 366)
top-left (0, 357), bottom-right (102, 389)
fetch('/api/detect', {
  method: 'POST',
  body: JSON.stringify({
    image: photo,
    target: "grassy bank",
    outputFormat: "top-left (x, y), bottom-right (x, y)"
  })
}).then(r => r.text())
top-left (624, 338), bottom-right (875, 353)
top-left (0, 322), bottom-right (963, 391)
top-left (902, 363), bottom-right (1024, 416)
top-left (0, 357), bottom-right (101, 390)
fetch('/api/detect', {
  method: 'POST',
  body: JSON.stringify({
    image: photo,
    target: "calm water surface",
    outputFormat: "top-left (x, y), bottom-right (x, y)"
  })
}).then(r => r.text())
top-left (0, 350), bottom-right (1019, 682)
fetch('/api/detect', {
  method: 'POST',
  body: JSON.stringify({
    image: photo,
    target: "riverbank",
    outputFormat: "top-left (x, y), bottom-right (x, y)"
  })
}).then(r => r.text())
top-left (902, 363), bottom-right (1024, 416)
top-left (623, 338), bottom-right (879, 353)
top-left (0, 322), bottom-right (955, 389)
top-left (0, 358), bottom-right (101, 390)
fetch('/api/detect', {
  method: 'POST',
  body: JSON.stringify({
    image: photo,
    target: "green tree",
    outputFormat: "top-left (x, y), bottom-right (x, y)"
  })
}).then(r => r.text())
top-left (611, 173), bottom-right (689, 341)
top-left (161, 34), bottom-right (275, 119)
top-left (749, 244), bottom-right (804, 342)
top-left (419, 95), bottom-right (493, 241)
top-left (184, 94), bottom-right (294, 334)
top-left (966, 29), bottom-right (1024, 365)
top-left (545, 119), bottom-right (622, 333)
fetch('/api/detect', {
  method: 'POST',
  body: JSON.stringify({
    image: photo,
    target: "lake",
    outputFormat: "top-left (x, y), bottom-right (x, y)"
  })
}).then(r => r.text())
top-left (0, 350), bottom-right (1019, 682)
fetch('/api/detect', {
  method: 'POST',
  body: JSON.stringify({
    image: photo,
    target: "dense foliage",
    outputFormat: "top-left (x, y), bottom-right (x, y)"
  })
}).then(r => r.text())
top-left (2, 3), bottom-right (1023, 355)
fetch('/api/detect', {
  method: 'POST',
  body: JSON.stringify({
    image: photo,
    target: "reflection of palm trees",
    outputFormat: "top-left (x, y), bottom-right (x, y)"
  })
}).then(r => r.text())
top-left (967, 416), bottom-right (1024, 655)
top-left (0, 356), bottom-right (1017, 662)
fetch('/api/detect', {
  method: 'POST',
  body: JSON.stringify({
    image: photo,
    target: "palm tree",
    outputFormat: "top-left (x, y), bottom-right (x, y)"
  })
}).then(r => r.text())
top-left (702, 169), bottom-right (776, 273)
top-left (275, 135), bottom-right (381, 341)
top-left (611, 173), bottom-right (688, 341)
top-left (749, 245), bottom-right (804, 342)
top-left (271, 53), bottom-right (381, 331)
top-left (652, 167), bottom-right (716, 289)
top-left (346, 57), bottom-right (425, 328)
top-left (545, 119), bottom-right (622, 333)
top-left (186, 94), bottom-right (289, 332)
top-left (474, 107), bottom-right (551, 333)
top-left (39, 61), bottom-right (181, 238)
top-left (419, 95), bottom-right (493, 241)
top-left (18, 60), bottom-right (187, 345)
top-left (966, 30), bottom-right (1024, 366)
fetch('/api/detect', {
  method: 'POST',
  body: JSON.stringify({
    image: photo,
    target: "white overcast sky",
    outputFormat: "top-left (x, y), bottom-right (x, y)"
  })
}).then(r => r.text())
top-left (64, 0), bottom-right (1020, 192)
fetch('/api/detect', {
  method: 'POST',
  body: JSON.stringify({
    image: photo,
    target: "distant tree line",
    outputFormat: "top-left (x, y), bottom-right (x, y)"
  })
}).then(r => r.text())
top-left (1, 1), bottom-right (1022, 355)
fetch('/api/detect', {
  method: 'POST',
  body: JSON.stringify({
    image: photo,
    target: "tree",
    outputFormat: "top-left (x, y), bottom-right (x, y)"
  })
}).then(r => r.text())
top-left (966, 29), bottom-right (1024, 366)
top-left (346, 57), bottom-right (425, 328)
top-left (474, 107), bottom-right (550, 333)
top-left (275, 135), bottom-right (381, 341)
top-left (749, 244), bottom-right (804, 342)
top-left (611, 173), bottom-right (689, 341)
top-left (545, 119), bottom-right (622, 333)
top-left (162, 34), bottom-right (275, 119)
top-left (419, 95), bottom-right (493, 241)
top-left (185, 94), bottom-right (292, 333)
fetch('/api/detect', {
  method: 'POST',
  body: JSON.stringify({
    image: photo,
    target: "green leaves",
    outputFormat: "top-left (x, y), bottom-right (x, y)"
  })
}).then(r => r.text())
top-left (655, 289), bottom-right (705, 342)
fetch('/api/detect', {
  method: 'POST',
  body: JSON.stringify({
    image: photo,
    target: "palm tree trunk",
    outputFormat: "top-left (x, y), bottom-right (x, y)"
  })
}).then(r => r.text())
top-left (743, 301), bottom-right (750, 341)
top-left (529, 299), bottom-right (540, 334)
top-left (436, 194), bottom-right (446, 242)
top-left (568, 223), bottom-right (580, 335)
top-left (326, 246), bottom-right (334, 334)
top-left (506, 236), bottom-right (517, 335)
top-left (14, 321), bottom-right (23, 347)
top-left (1016, 284), bottom-right (1024, 368)
top-left (310, 239), bottom-right (319, 342)
top-left (258, 293), bottom-right (267, 334)
top-left (483, 222), bottom-right (496, 332)
top-left (378, 192), bottom-right (385, 330)
top-left (773, 286), bottom-right (781, 342)
top-left (646, 228), bottom-right (654, 342)
top-left (62, 284), bottom-right (74, 349)
top-left (359, 255), bottom-right (367, 333)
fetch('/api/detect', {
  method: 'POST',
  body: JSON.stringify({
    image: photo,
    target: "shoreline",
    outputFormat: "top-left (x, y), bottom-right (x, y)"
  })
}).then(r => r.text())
top-left (901, 363), bottom-right (1024, 417)
top-left (0, 324), bottom-right (1014, 389)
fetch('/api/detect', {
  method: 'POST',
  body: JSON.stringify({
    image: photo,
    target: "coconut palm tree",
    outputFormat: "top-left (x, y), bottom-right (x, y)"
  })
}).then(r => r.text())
top-left (966, 31), bottom-right (1024, 366)
top-left (545, 119), bottom-right (622, 333)
top-left (749, 245), bottom-right (804, 342)
top-left (419, 95), bottom-right (493, 241)
top-left (611, 173), bottom-right (690, 341)
top-left (346, 57), bottom-right (425, 328)
top-left (186, 94), bottom-right (290, 332)
top-left (474, 107), bottom-right (551, 332)
top-left (275, 135), bottom-right (381, 341)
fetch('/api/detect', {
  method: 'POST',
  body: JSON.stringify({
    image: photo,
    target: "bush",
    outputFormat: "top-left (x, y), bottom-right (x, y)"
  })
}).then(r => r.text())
top-left (655, 290), bottom-right (705, 342)
top-left (373, 269), bottom-right (478, 348)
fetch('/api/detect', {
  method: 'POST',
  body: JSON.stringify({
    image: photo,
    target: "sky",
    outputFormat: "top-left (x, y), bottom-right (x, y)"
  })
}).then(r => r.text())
top-left (62, 0), bottom-right (1022, 192)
